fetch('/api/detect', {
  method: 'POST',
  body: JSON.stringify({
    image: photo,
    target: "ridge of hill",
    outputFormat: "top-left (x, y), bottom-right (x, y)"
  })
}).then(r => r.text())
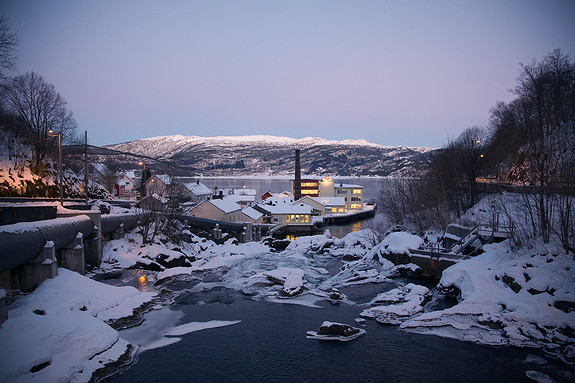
top-left (102, 135), bottom-right (436, 177)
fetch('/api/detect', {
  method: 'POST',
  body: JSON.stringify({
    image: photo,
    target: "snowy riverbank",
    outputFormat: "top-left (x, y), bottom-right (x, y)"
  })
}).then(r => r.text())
top-left (402, 241), bottom-right (575, 364)
top-left (0, 269), bottom-right (156, 382)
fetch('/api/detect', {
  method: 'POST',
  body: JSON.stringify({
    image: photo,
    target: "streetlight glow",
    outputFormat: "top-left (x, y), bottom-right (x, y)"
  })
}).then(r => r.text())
top-left (47, 130), bottom-right (63, 206)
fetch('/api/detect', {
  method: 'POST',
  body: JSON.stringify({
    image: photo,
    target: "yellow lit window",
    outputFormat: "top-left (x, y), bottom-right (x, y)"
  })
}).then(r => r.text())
top-left (331, 207), bottom-right (337, 212)
top-left (301, 189), bottom-right (317, 195)
top-left (301, 182), bottom-right (318, 187)
top-left (352, 189), bottom-right (362, 194)
top-left (350, 203), bottom-right (361, 209)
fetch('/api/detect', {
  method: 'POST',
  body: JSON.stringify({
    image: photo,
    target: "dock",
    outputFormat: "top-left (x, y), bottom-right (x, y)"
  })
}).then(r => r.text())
top-left (320, 204), bottom-right (377, 225)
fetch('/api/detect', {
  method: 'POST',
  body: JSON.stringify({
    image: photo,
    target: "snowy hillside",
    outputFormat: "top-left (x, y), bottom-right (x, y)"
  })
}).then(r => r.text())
top-left (104, 135), bottom-right (435, 177)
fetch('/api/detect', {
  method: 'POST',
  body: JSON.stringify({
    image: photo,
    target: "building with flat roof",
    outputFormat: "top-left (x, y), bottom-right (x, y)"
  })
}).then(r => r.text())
top-left (254, 200), bottom-right (312, 226)
top-left (292, 176), bottom-right (364, 210)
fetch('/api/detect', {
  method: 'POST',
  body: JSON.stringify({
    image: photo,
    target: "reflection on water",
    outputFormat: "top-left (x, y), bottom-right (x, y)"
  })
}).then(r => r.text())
top-left (93, 269), bottom-right (156, 293)
top-left (137, 270), bottom-right (149, 291)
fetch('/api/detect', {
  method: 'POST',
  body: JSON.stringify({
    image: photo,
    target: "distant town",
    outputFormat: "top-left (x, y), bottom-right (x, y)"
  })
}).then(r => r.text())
top-left (89, 149), bottom-right (375, 234)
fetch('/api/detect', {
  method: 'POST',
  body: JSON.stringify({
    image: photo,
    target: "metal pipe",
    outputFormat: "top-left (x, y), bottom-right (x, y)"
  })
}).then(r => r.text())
top-left (0, 215), bottom-right (94, 273)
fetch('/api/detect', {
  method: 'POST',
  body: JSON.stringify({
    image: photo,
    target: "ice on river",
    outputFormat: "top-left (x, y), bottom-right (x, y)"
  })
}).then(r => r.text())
top-left (119, 305), bottom-right (241, 352)
top-left (143, 229), bottom-right (402, 306)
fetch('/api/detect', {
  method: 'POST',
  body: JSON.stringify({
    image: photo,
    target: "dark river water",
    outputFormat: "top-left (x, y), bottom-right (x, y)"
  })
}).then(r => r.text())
top-left (105, 284), bottom-right (561, 383)
top-left (103, 178), bottom-right (569, 382)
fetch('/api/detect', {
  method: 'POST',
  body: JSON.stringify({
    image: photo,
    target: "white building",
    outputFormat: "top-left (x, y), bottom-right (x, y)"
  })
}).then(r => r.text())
top-left (292, 176), bottom-right (364, 210)
top-left (255, 200), bottom-right (312, 226)
top-left (183, 181), bottom-right (213, 204)
top-left (295, 196), bottom-right (347, 215)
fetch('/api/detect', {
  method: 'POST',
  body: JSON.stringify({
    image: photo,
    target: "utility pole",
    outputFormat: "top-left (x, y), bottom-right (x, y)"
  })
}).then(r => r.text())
top-left (84, 131), bottom-right (88, 205)
top-left (58, 133), bottom-right (63, 206)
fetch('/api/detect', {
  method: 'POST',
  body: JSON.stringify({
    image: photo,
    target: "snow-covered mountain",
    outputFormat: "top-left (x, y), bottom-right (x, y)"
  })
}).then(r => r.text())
top-left (103, 135), bottom-right (436, 177)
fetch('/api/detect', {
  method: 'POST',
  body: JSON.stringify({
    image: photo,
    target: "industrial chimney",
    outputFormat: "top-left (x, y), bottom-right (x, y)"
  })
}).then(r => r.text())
top-left (294, 149), bottom-right (302, 201)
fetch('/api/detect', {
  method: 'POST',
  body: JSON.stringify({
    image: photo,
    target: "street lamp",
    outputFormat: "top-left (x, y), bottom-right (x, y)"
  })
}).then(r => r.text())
top-left (138, 161), bottom-right (147, 196)
top-left (48, 130), bottom-right (63, 206)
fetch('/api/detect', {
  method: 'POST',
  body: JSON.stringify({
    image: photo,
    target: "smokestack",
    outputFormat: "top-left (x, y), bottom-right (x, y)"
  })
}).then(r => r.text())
top-left (294, 149), bottom-right (302, 200)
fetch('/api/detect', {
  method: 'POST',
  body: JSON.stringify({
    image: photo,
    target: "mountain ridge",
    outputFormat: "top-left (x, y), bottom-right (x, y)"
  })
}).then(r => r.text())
top-left (102, 134), bottom-right (436, 177)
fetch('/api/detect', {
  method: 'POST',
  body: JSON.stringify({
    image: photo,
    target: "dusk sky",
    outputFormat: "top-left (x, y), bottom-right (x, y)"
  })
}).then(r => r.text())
top-left (1, 1), bottom-right (574, 148)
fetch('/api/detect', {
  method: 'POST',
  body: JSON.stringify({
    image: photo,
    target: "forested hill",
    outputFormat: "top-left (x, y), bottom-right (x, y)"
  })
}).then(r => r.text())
top-left (103, 135), bottom-right (436, 177)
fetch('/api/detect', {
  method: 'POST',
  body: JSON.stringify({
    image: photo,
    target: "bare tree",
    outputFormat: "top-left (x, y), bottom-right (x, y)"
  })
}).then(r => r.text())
top-left (0, 17), bottom-right (18, 81)
top-left (489, 49), bottom-right (575, 250)
top-left (102, 157), bottom-right (119, 195)
top-left (137, 174), bottom-right (190, 244)
top-left (1, 72), bottom-right (77, 174)
top-left (378, 178), bottom-right (422, 229)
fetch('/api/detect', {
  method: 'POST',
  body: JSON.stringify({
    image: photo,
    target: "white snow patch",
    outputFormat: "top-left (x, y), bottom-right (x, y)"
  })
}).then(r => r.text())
top-left (0, 269), bottom-right (156, 383)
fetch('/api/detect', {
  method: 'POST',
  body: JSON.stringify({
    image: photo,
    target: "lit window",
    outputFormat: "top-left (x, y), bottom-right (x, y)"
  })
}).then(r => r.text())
top-left (331, 207), bottom-right (337, 212)
top-left (350, 203), bottom-right (361, 209)
top-left (302, 189), bottom-right (317, 195)
top-left (352, 189), bottom-right (362, 194)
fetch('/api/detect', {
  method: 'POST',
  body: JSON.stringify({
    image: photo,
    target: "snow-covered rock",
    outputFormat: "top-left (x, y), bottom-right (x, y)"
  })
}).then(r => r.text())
top-left (281, 269), bottom-right (305, 297)
top-left (306, 321), bottom-right (366, 341)
top-left (361, 283), bottom-right (430, 324)
top-left (0, 269), bottom-right (156, 383)
top-left (370, 231), bottom-right (424, 264)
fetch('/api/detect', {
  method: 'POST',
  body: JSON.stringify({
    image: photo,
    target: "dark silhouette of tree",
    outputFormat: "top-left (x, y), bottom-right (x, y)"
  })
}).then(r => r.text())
top-left (488, 49), bottom-right (574, 249)
top-left (1, 72), bottom-right (77, 174)
top-left (0, 17), bottom-right (18, 81)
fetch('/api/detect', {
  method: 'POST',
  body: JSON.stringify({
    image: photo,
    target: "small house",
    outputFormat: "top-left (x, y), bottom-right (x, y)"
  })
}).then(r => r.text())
top-left (189, 198), bottom-right (242, 222)
top-left (241, 206), bottom-right (264, 224)
top-left (183, 180), bottom-right (213, 204)
top-left (114, 171), bottom-right (136, 199)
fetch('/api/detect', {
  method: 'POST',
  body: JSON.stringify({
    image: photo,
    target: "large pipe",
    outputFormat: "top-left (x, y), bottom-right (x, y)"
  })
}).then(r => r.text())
top-left (0, 216), bottom-right (94, 273)
top-left (100, 214), bottom-right (138, 234)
